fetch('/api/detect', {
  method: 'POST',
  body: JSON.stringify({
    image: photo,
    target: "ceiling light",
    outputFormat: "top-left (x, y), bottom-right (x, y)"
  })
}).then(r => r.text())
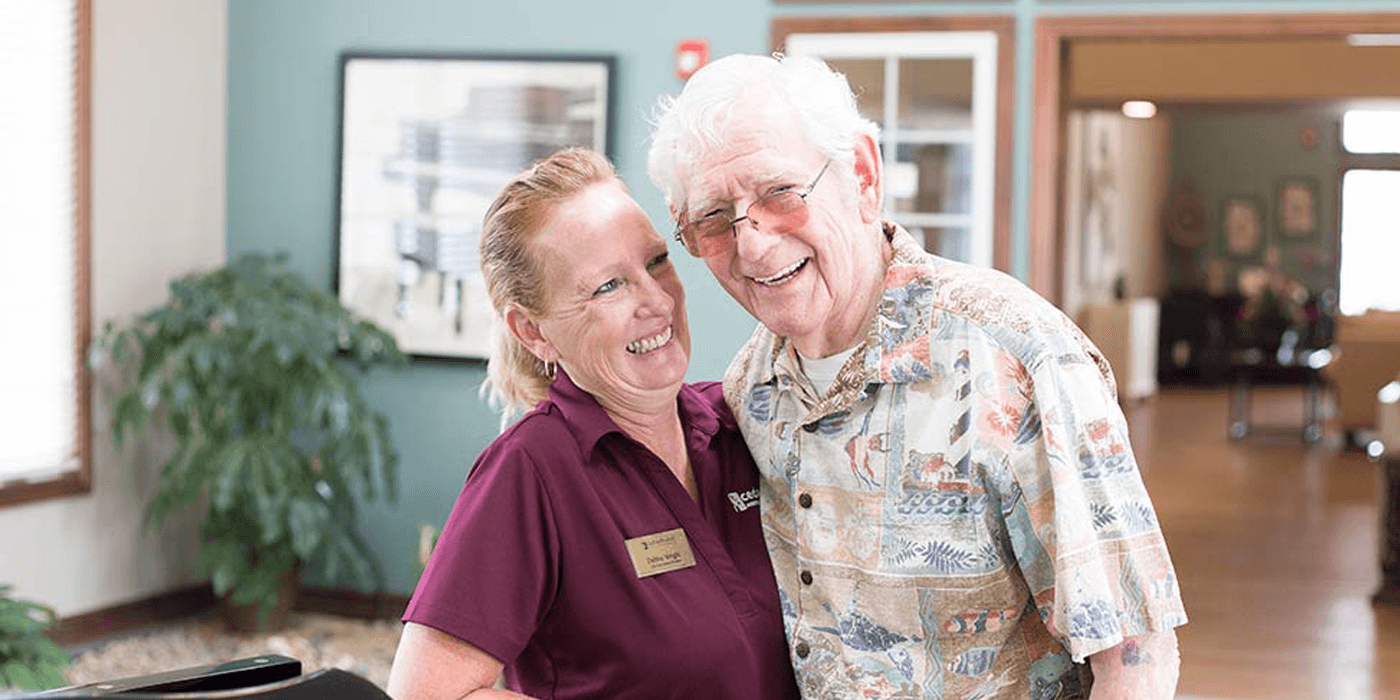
top-left (1347, 33), bottom-right (1400, 46)
top-left (1121, 100), bottom-right (1157, 119)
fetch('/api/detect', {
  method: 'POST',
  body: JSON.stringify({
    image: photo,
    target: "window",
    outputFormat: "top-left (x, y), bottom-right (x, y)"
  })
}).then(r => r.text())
top-left (0, 0), bottom-right (91, 507)
top-left (1339, 108), bottom-right (1400, 316)
top-left (783, 31), bottom-right (1000, 269)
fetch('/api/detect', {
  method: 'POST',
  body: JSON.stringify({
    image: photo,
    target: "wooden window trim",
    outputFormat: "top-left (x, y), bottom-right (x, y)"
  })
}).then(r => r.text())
top-left (771, 15), bottom-right (1016, 275)
top-left (0, 0), bottom-right (93, 508)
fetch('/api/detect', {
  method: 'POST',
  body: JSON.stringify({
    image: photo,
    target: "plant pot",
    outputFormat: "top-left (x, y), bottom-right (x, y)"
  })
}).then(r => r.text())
top-left (218, 569), bottom-right (300, 634)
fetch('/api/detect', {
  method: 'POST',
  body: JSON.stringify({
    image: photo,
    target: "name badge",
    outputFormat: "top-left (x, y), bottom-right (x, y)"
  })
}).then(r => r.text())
top-left (623, 527), bottom-right (696, 578)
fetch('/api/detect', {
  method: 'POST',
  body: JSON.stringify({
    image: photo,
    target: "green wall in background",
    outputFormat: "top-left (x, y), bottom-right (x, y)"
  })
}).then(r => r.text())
top-left (227, 0), bottom-right (1400, 595)
top-left (1167, 108), bottom-right (1342, 297)
top-left (228, 0), bottom-right (772, 594)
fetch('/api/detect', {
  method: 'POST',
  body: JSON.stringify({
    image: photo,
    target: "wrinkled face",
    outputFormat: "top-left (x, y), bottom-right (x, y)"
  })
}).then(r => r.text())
top-left (679, 93), bottom-right (886, 356)
top-left (531, 180), bottom-right (691, 408)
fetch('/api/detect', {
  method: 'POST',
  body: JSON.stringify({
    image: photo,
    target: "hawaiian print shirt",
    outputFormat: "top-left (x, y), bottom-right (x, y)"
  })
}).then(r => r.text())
top-left (723, 224), bottom-right (1187, 700)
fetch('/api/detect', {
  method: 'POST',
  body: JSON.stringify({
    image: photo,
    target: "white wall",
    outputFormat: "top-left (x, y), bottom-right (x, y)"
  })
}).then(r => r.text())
top-left (1060, 109), bottom-right (1171, 322)
top-left (1117, 115), bottom-right (1171, 302)
top-left (0, 0), bottom-right (227, 617)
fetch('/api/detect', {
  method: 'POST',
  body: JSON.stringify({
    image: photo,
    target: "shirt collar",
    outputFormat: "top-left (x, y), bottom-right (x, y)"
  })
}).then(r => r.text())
top-left (754, 222), bottom-right (936, 412)
top-left (545, 369), bottom-right (726, 456)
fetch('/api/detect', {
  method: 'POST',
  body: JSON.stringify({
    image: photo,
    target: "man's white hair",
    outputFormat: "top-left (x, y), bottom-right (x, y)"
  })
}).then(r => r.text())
top-left (646, 53), bottom-right (880, 220)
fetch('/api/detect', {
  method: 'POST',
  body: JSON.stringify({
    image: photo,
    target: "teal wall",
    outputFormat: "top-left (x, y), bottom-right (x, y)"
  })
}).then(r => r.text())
top-left (227, 0), bottom-right (1400, 594)
top-left (1167, 108), bottom-right (1342, 296)
top-left (228, 0), bottom-right (771, 593)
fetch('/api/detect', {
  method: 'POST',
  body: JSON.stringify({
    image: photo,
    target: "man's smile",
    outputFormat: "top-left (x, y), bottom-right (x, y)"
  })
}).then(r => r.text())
top-left (750, 258), bottom-right (809, 287)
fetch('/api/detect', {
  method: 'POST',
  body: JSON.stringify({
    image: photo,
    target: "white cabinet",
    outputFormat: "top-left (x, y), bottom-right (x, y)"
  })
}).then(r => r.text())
top-left (1080, 298), bottom-right (1161, 402)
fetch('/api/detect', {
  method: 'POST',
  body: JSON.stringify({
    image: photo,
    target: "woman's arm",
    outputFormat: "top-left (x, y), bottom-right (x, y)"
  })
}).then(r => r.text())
top-left (1086, 630), bottom-right (1180, 700)
top-left (387, 622), bottom-right (536, 700)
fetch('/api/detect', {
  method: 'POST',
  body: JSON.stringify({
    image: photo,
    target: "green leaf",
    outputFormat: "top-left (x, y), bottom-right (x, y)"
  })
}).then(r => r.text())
top-left (170, 377), bottom-right (195, 410)
top-left (288, 497), bottom-right (330, 559)
top-left (3, 662), bottom-right (40, 690)
top-left (108, 328), bottom-right (132, 363)
top-left (34, 639), bottom-right (70, 667)
top-left (192, 339), bottom-right (214, 375)
top-left (209, 442), bottom-right (249, 513)
top-left (33, 663), bottom-right (69, 689)
top-left (207, 551), bottom-right (244, 596)
top-left (111, 391), bottom-right (148, 448)
top-left (327, 392), bottom-right (350, 434)
top-left (0, 609), bottom-right (45, 635)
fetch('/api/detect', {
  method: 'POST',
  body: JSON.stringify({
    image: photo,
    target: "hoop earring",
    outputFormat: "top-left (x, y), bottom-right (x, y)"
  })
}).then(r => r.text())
top-left (544, 360), bottom-right (556, 380)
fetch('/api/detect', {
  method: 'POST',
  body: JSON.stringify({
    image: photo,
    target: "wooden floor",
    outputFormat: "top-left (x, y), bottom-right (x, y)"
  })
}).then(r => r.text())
top-left (1129, 387), bottom-right (1400, 700)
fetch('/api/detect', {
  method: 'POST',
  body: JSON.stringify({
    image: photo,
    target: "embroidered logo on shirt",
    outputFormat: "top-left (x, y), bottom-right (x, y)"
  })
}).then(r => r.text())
top-left (727, 488), bottom-right (759, 513)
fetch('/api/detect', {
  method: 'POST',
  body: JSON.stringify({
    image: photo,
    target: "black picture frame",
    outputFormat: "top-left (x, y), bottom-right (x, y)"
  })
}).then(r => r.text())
top-left (332, 51), bottom-right (616, 361)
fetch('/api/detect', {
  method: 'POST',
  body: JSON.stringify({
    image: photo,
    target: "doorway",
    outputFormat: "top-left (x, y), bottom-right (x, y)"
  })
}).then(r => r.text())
top-left (1030, 12), bottom-right (1400, 304)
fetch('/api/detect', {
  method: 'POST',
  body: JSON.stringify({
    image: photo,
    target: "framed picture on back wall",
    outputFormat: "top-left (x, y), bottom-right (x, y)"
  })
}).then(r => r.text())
top-left (1223, 196), bottom-right (1263, 257)
top-left (1278, 177), bottom-right (1318, 239)
top-left (332, 52), bottom-right (615, 361)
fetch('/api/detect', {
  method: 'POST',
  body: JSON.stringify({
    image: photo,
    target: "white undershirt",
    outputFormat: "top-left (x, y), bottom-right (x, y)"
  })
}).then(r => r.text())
top-left (797, 345), bottom-right (859, 396)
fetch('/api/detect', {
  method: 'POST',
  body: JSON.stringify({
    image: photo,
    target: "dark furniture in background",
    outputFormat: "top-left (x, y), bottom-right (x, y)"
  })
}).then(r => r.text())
top-left (1376, 383), bottom-right (1400, 607)
top-left (1378, 450), bottom-right (1400, 607)
top-left (1227, 346), bottom-right (1333, 443)
top-left (1157, 290), bottom-right (1244, 386)
top-left (1158, 288), bottom-right (1334, 389)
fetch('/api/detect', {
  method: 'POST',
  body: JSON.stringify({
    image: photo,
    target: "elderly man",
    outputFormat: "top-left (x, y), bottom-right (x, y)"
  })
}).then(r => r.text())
top-left (647, 54), bottom-right (1186, 699)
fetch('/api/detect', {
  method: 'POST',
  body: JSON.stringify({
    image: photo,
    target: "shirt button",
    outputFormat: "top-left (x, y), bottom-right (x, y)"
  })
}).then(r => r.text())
top-left (795, 641), bottom-right (810, 659)
top-left (802, 422), bottom-right (819, 433)
top-left (800, 570), bottom-right (813, 585)
top-left (798, 493), bottom-right (813, 508)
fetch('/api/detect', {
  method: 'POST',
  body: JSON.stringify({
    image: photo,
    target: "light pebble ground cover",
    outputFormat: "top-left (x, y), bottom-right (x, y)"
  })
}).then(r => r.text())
top-left (61, 613), bottom-right (402, 691)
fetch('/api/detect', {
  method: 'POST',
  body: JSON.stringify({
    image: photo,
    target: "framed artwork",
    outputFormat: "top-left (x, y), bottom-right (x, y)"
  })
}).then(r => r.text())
top-left (1277, 177), bottom-right (1318, 238)
top-left (1222, 196), bottom-right (1263, 257)
top-left (1165, 178), bottom-right (1207, 250)
top-left (333, 52), bottom-right (615, 361)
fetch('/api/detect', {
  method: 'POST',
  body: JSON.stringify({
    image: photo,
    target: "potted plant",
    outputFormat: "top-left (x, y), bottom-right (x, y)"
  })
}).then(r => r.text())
top-left (0, 585), bottom-right (70, 690)
top-left (89, 252), bottom-right (408, 631)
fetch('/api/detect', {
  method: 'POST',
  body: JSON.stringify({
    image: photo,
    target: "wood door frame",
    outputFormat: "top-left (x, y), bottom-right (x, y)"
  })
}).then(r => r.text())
top-left (1032, 12), bottom-right (1400, 304)
top-left (773, 15), bottom-right (1016, 274)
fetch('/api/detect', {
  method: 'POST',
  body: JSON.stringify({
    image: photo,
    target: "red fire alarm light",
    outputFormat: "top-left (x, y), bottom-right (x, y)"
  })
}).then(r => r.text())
top-left (676, 39), bottom-right (708, 81)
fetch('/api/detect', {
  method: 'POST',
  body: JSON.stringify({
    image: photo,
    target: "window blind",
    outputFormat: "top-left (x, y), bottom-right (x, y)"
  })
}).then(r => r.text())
top-left (0, 0), bottom-right (81, 483)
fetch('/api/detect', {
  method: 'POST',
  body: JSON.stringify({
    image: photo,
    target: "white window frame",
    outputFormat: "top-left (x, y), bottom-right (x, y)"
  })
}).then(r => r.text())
top-left (784, 31), bottom-right (999, 269)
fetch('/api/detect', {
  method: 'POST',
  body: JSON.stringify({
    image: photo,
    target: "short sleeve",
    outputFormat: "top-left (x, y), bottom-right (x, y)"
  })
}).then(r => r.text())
top-left (1002, 350), bottom-right (1187, 662)
top-left (402, 438), bottom-right (560, 664)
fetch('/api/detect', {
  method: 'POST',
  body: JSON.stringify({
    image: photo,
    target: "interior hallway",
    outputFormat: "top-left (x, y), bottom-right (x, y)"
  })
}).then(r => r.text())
top-left (1129, 387), bottom-right (1400, 700)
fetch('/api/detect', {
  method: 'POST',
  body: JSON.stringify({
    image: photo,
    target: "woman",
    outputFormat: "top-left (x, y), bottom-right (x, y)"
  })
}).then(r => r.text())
top-left (386, 149), bottom-right (799, 700)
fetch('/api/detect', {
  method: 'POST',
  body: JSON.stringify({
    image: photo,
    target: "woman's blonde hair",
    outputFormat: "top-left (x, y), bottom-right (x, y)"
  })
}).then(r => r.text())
top-left (479, 148), bottom-right (618, 420)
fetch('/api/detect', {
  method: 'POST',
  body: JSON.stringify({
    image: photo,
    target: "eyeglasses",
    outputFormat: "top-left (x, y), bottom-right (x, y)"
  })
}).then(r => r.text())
top-left (673, 159), bottom-right (832, 258)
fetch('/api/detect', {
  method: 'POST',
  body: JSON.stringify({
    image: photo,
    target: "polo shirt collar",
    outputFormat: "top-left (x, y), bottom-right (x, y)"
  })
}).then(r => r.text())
top-left (545, 369), bottom-right (727, 456)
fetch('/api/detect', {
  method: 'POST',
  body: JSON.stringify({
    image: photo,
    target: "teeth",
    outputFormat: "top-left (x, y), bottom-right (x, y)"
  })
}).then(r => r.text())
top-left (627, 325), bottom-right (672, 354)
top-left (753, 258), bottom-right (807, 286)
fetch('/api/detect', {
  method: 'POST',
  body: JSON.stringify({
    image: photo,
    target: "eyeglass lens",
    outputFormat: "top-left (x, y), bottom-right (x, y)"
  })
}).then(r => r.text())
top-left (687, 191), bottom-right (810, 257)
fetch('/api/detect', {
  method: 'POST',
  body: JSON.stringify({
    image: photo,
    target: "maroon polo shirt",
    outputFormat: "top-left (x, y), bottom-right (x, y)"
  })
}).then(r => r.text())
top-left (403, 371), bottom-right (799, 700)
